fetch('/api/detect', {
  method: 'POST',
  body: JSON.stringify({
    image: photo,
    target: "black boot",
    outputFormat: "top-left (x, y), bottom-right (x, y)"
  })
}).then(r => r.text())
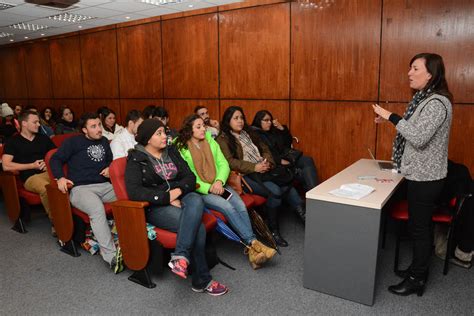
top-left (294, 204), bottom-right (306, 223)
top-left (388, 276), bottom-right (426, 297)
top-left (266, 207), bottom-right (288, 247)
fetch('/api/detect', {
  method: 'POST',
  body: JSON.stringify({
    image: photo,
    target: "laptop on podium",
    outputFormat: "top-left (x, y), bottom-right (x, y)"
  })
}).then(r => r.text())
top-left (368, 149), bottom-right (395, 171)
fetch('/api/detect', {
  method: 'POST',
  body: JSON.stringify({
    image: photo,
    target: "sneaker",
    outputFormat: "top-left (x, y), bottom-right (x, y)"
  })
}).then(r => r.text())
top-left (192, 280), bottom-right (228, 296)
top-left (110, 248), bottom-right (124, 274)
top-left (168, 259), bottom-right (188, 279)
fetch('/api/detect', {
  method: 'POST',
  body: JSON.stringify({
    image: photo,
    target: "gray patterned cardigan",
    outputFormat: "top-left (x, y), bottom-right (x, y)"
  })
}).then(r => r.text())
top-left (394, 94), bottom-right (452, 181)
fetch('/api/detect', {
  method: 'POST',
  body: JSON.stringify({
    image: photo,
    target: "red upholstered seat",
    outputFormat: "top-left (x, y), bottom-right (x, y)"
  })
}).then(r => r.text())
top-left (390, 199), bottom-right (454, 223)
top-left (240, 194), bottom-right (255, 208)
top-left (51, 133), bottom-right (80, 148)
top-left (17, 185), bottom-right (42, 205)
top-left (249, 194), bottom-right (267, 207)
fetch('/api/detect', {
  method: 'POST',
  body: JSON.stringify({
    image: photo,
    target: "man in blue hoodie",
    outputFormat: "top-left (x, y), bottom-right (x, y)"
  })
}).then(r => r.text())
top-left (50, 112), bottom-right (122, 273)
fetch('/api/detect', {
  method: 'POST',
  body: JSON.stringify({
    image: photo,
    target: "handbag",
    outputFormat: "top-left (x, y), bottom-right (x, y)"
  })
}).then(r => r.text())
top-left (281, 148), bottom-right (303, 165)
top-left (227, 171), bottom-right (253, 195)
top-left (249, 165), bottom-right (294, 187)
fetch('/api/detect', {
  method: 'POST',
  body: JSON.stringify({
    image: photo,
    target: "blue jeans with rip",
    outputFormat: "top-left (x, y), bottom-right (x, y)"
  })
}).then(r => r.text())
top-left (146, 192), bottom-right (211, 289)
top-left (201, 185), bottom-right (256, 245)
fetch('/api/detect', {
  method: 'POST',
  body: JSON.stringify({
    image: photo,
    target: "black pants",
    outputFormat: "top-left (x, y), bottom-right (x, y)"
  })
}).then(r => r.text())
top-left (456, 195), bottom-right (474, 253)
top-left (406, 178), bottom-right (445, 278)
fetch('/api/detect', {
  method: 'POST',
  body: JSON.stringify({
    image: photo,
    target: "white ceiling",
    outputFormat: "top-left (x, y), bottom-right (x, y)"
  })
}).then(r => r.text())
top-left (0, 0), bottom-right (242, 45)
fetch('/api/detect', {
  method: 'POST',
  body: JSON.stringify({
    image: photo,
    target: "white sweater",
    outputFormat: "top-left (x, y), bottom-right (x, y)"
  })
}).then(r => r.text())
top-left (110, 127), bottom-right (136, 159)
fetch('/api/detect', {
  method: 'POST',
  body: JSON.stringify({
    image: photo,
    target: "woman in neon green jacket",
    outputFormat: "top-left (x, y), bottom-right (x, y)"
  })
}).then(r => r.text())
top-left (176, 114), bottom-right (276, 269)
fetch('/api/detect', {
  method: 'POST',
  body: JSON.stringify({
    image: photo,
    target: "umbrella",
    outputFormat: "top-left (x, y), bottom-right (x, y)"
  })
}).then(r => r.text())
top-left (248, 208), bottom-right (279, 252)
top-left (204, 208), bottom-right (247, 246)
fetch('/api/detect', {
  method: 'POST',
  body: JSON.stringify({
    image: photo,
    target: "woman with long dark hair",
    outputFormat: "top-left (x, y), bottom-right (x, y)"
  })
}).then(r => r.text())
top-left (176, 115), bottom-right (276, 269)
top-left (251, 110), bottom-right (318, 193)
top-left (216, 106), bottom-right (305, 247)
top-left (41, 107), bottom-right (56, 130)
top-left (101, 108), bottom-right (123, 141)
top-left (373, 53), bottom-right (453, 296)
top-left (125, 119), bottom-right (228, 296)
top-left (55, 106), bottom-right (78, 135)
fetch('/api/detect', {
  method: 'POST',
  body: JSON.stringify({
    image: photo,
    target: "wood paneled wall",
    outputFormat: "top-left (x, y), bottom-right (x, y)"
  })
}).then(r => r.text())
top-left (1, 0), bottom-right (473, 180)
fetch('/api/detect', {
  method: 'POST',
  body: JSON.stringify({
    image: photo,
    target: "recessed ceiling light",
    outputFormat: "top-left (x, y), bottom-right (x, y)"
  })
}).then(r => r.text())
top-left (49, 13), bottom-right (95, 23)
top-left (140, 0), bottom-right (186, 6)
top-left (188, 4), bottom-right (193, 8)
top-left (0, 31), bottom-right (13, 38)
top-left (24, 36), bottom-right (29, 39)
top-left (0, 2), bottom-right (16, 10)
top-left (9, 22), bottom-right (49, 31)
top-left (78, 25), bottom-right (82, 29)
top-left (125, 16), bottom-right (131, 20)
top-left (9, 39), bottom-right (14, 42)
top-left (41, 33), bottom-right (45, 36)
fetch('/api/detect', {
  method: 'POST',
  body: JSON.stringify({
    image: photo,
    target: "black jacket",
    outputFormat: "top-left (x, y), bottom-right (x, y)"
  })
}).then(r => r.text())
top-left (125, 145), bottom-right (196, 206)
top-left (254, 126), bottom-right (293, 165)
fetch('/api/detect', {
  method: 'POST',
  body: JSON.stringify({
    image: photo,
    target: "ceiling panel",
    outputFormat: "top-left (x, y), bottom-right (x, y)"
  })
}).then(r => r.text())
top-left (0, 0), bottom-right (244, 45)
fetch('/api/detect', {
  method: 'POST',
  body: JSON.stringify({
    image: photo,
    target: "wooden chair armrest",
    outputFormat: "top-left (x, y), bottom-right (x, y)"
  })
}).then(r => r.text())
top-left (46, 183), bottom-right (73, 243)
top-left (111, 200), bottom-right (150, 271)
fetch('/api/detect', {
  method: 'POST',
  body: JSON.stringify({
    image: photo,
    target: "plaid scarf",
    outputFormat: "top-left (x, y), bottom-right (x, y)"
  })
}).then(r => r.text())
top-left (392, 88), bottom-right (432, 169)
top-left (232, 130), bottom-right (262, 163)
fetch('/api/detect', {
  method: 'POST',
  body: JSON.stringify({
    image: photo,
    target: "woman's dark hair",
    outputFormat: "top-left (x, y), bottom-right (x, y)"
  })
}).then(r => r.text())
top-left (97, 106), bottom-right (109, 119)
top-left (410, 53), bottom-right (453, 102)
top-left (220, 106), bottom-right (264, 158)
top-left (175, 114), bottom-right (202, 150)
top-left (41, 107), bottom-right (56, 123)
top-left (143, 105), bottom-right (156, 119)
top-left (101, 108), bottom-right (117, 133)
top-left (78, 112), bottom-right (99, 131)
top-left (59, 106), bottom-right (74, 120)
top-left (251, 110), bottom-right (275, 131)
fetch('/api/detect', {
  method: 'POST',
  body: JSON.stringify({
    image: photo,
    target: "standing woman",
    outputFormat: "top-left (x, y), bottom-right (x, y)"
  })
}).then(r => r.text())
top-left (55, 106), bottom-right (78, 135)
top-left (125, 119), bottom-right (228, 296)
top-left (216, 106), bottom-right (305, 247)
top-left (176, 115), bottom-right (276, 269)
top-left (101, 108), bottom-right (124, 141)
top-left (372, 53), bottom-right (452, 296)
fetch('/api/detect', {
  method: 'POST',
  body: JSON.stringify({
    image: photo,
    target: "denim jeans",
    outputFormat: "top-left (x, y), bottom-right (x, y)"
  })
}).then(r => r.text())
top-left (243, 176), bottom-right (303, 209)
top-left (295, 155), bottom-right (318, 192)
top-left (202, 185), bottom-right (256, 245)
top-left (146, 192), bottom-right (212, 289)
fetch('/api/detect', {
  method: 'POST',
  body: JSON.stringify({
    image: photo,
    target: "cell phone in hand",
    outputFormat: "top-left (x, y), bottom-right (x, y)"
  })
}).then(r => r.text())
top-left (221, 188), bottom-right (233, 201)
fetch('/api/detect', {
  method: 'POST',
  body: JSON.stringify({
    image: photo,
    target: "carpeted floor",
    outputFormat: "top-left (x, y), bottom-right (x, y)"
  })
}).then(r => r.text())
top-left (0, 199), bottom-right (472, 315)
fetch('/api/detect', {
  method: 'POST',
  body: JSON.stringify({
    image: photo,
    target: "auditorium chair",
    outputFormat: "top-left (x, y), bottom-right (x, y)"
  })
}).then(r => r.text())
top-left (51, 133), bottom-right (80, 148)
top-left (0, 144), bottom-right (42, 233)
top-left (390, 194), bottom-right (472, 275)
top-left (109, 157), bottom-right (219, 288)
top-left (44, 148), bottom-right (114, 257)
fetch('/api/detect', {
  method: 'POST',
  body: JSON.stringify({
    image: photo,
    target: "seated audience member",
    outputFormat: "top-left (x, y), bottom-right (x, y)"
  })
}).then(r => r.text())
top-left (125, 119), bottom-right (228, 295)
top-left (176, 115), bottom-right (276, 269)
top-left (152, 106), bottom-right (178, 139)
top-left (13, 104), bottom-right (22, 118)
top-left (50, 112), bottom-right (123, 273)
top-left (110, 110), bottom-right (144, 159)
top-left (142, 105), bottom-right (156, 119)
top-left (0, 103), bottom-right (19, 141)
top-left (194, 105), bottom-right (220, 138)
top-left (41, 107), bottom-right (57, 130)
top-left (251, 110), bottom-right (318, 192)
top-left (23, 106), bottom-right (54, 137)
top-left (216, 106), bottom-right (305, 247)
top-left (55, 106), bottom-right (78, 135)
top-left (101, 108), bottom-right (123, 141)
top-left (97, 106), bottom-right (110, 121)
top-left (2, 110), bottom-right (56, 234)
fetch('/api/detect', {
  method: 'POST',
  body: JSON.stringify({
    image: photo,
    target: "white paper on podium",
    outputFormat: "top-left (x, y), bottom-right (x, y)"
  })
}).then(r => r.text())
top-left (329, 183), bottom-right (375, 200)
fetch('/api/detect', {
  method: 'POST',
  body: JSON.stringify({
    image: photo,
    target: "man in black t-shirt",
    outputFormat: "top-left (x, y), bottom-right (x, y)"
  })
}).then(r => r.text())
top-left (2, 110), bottom-right (56, 232)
